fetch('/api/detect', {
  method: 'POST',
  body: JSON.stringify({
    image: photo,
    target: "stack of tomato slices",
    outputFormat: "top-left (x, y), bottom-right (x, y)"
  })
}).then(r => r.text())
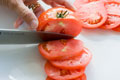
top-left (74, 0), bottom-right (120, 32)
top-left (37, 7), bottom-right (92, 80)
top-left (38, 39), bottom-right (92, 80)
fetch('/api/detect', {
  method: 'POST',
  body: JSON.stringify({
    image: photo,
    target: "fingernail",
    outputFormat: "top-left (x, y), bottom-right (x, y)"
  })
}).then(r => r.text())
top-left (30, 20), bottom-right (38, 29)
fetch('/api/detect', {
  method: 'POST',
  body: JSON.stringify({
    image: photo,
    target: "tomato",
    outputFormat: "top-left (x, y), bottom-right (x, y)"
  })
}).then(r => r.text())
top-left (37, 7), bottom-right (82, 37)
top-left (112, 26), bottom-right (120, 32)
top-left (74, 0), bottom-right (88, 9)
top-left (100, 0), bottom-right (120, 29)
top-left (38, 39), bottom-right (84, 60)
top-left (73, 74), bottom-right (86, 80)
top-left (74, 0), bottom-right (100, 9)
top-left (45, 62), bottom-right (85, 80)
top-left (46, 77), bottom-right (53, 80)
top-left (46, 73), bottom-right (86, 80)
top-left (50, 48), bottom-right (92, 70)
top-left (74, 1), bottom-right (107, 28)
top-left (38, 39), bottom-right (83, 60)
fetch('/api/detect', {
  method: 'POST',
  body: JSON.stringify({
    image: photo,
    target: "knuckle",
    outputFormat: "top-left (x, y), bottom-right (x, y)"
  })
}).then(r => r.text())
top-left (21, 9), bottom-right (32, 20)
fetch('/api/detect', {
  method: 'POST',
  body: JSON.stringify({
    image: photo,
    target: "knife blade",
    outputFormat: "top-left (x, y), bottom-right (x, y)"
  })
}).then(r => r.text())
top-left (0, 29), bottom-right (74, 44)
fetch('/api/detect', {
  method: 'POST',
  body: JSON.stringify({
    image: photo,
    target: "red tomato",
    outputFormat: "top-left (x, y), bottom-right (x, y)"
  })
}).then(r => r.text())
top-left (50, 48), bottom-right (92, 70)
top-left (37, 7), bottom-right (82, 37)
top-left (112, 26), bottom-right (120, 32)
top-left (73, 74), bottom-right (87, 80)
top-left (38, 39), bottom-right (84, 60)
top-left (100, 0), bottom-right (120, 29)
top-left (45, 62), bottom-right (85, 80)
top-left (46, 73), bottom-right (86, 80)
top-left (75, 1), bottom-right (107, 28)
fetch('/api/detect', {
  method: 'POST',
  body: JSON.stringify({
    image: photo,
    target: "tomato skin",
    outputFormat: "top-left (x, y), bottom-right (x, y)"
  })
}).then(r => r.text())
top-left (37, 7), bottom-right (82, 36)
top-left (112, 26), bottom-right (120, 32)
top-left (74, 74), bottom-right (86, 80)
top-left (46, 73), bottom-right (87, 80)
top-left (75, 1), bottom-right (107, 29)
top-left (38, 39), bottom-right (84, 60)
top-left (45, 62), bottom-right (85, 80)
top-left (50, 48), bottom-right (92, 70)
top-left (46, 77), bottom-right (53, 80)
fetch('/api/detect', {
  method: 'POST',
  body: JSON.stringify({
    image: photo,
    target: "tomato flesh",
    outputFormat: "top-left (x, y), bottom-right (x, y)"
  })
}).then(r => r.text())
top-left (46, 73), bottom-right (86, 80)
top-left (42, 19), bottom-right (82, 36)
top-left (38, 39), bottom-right (84, 60)
top-left (45, 62), bottom-right (85, 80)
top-left (74, 0), bottom-right (88, 9)
top-left (75, 1), bottom-right (107, 28)
top-left (50, 48), bottom-right (92, 70)
top-left (101, 1), bottom-right (120, 29)
top-left (74, 0), bottom-right (100, 8)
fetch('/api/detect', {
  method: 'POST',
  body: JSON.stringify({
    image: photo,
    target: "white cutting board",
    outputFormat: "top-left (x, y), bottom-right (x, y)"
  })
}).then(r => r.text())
top-left (0, 0), bottom-right (120, 80)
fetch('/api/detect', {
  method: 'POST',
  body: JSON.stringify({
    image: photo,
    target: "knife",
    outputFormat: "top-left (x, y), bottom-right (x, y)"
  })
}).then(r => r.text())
top-left (0, 29), bottom-right (74, 44)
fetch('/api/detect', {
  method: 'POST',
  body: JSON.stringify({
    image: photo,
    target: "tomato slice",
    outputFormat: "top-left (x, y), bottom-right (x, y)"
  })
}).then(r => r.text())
top-left (74, 0), bottom-right (100, 9)
top-left (50, 48), bottom-right (92, 70)
top-left (46, 73), bottom-right (86, 80)
top-left (112, 26), bottom-right (120, 32)
top-left (74, 0), bottom-right (88, 9)
top-left (100, 1), bottom-right (120, 29)
top-left (42, 19), bottom-right (82, 36)
top-left (73, 74), bottom-right (86, 80)
top-left (45, 62), bottom-right (85, 80)
top-left (38, 39), bottom-right (84, 60)
top-left (75, 1), bottom-right (107, 28)
top-left (37, 7), bottom-right (82, 37)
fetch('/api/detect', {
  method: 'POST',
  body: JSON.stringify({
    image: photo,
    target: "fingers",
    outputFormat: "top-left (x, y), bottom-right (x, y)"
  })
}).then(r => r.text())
top-left (24, 0), bottom-right (37, 5)
top-left (33, 5), bottom-right (45, 18)
top-left (53, 0), bottom-right (76, 11)
top-left (14, 2), bottom-right (38, 29)
top-left (14, 4), bottom-right (45, 28)
top-left (42, 0), bottom-right (76, 11)
top-left (42, 0), bottom-right (59, 7)
top-left (14, 17), bottom-right (24, 28)
top-left (50, 2), bottom-right (61, 7)
top-left (42, 0), bottom-right (52, 5)
top-left (13, 0), bottom-right (45, 29)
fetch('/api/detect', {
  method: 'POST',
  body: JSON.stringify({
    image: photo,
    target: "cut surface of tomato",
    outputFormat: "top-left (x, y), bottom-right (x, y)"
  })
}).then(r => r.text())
top-left (38, 39), bottom-right (84, 60)
top-left (50, 48), bottom-right (92, 70)
top-left (75, 1), bottom-right (107, 28)
top-left (101, 1), bottom-right (120, 29)
top-left (46, 73), bottom-right (86, 80)
top-left (74, 0), bottom-right (88, 9)
top-left (37, 7), bottom-right (82, 36)
top-left (42, 19), bottom-right (82, 36)
top-left (74, 0), bottom-right (100, 9)
top-left (45, 62), bottom-right (85, 80)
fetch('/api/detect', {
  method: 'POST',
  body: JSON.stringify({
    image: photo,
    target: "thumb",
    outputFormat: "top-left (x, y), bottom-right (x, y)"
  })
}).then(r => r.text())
top-left (15, 2), bottom-right (38, 29)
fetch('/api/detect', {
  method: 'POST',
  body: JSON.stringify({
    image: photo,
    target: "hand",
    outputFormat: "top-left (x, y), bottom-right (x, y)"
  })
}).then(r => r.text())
top-left (0, 0), bottom-right (75, 29)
